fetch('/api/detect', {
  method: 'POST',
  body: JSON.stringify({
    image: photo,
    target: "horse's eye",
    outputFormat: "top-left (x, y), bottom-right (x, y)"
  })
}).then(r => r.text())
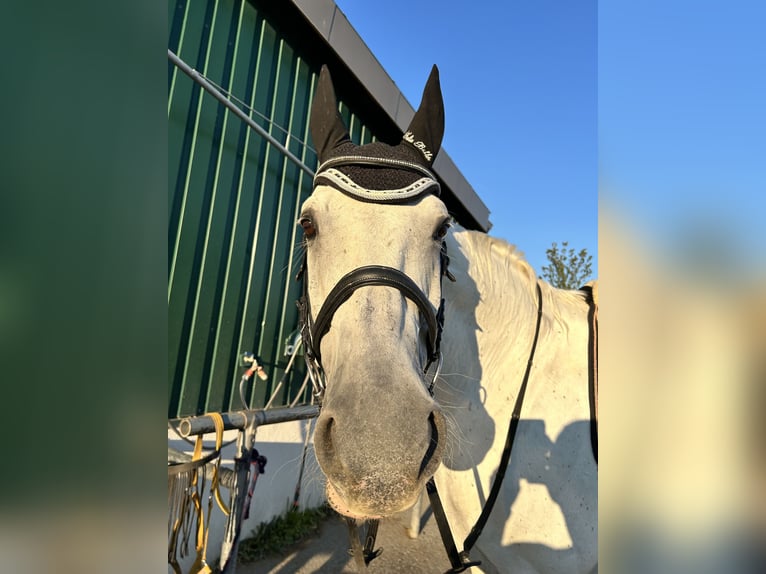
top-left (299, 217), bottom-right (316, 238)
top-left (433, 219), bottom-right (451, 240)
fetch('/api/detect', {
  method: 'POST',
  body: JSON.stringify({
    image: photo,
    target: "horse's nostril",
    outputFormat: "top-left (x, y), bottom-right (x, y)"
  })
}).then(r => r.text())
top-left (315, 415), bottom-right (342, 477)
top-left (317, 416), bottom-right (335, 449)
top-left (418, 411), bottom-right (441, 479)
top-left (314, 415), bottom-right (336, 462)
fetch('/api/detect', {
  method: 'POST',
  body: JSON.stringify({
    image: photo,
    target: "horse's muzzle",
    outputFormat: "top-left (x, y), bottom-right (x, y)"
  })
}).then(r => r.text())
top-left (314, 407), bottom-right (446, 518)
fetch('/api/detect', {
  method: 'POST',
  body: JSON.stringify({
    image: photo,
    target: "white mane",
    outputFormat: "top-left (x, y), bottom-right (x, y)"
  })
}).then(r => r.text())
top-left (449, 227), bottom-right (591, 337)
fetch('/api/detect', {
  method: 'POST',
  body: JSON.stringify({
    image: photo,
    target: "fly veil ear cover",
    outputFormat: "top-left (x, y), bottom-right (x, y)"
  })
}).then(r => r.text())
top-left (310, 65), bottom-right (445, 202)
top-left (309, 65), bottom-right (351, 165)
top-left (400, 64), bottom-right (444, 168)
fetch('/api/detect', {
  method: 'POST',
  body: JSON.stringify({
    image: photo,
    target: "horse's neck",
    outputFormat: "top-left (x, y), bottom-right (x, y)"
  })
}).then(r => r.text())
top-left (440, 229), bottom-right (592, 429)
top-left (435, 230), bottom-right (597, 574)
top-left (443, 230), bottom-right (544, 374)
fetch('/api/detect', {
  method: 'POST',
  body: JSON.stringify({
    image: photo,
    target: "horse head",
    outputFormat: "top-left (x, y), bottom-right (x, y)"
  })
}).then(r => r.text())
top-left (298, 65), bottom-right (450, 519)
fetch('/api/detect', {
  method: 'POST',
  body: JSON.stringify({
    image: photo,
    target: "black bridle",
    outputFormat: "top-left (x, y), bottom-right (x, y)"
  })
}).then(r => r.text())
top-left (296, 157), bottom-right (453, 403)
top-left (296, 252), bottom-right (452, 402)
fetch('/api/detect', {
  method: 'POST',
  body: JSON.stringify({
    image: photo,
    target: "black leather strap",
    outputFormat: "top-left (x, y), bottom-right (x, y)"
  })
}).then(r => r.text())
top-left (581, 284), bottom-right (598, 465)
top-left (167, 448), bottom-right (221, 475)
top-left (310, 265), bottom-right (440, 366)
top-left (346, 518), bottom-right (383, 569)
top-left (429, 281), bottom-right (544, 571)
top-left (426, 479), bottom-right (482, 573)
top-left (463, 281), bottom-right (543, 551)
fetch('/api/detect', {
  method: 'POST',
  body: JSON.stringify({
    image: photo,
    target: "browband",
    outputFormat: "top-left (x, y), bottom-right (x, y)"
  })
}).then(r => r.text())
top-left (314, 155), bottom-right (441, 203)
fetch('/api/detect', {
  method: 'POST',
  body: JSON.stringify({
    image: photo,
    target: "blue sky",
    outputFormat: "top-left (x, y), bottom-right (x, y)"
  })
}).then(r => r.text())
top-left (334, 1), bottom-right (766, 283)
top-left (599, 0), bottom-right (765, 280)
top-left (334, 0), bottom-right (597, 279)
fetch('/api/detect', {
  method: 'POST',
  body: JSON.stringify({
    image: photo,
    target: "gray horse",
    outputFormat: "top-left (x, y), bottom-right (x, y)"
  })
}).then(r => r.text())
top-left (299, 65), bottom-right (597, 573)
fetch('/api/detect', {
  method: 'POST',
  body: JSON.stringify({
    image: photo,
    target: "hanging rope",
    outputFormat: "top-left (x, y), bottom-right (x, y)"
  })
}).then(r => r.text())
top-left (238, 354), bottom-right (270, 410)
top-left (239, 337), bottom-right (306, 410)
top-left (168, 412), bottom-right (227, 573)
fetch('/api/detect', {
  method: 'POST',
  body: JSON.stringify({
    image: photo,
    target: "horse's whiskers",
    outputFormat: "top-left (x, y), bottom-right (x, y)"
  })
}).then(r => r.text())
top-left (444, 410), bottom-right (471, 443)
top-left (438, 371), bottom-right (483, 383)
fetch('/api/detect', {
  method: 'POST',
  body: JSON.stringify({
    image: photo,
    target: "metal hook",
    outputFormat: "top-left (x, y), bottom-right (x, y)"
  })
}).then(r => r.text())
top-left (427, 353), bottom-right (443, 395)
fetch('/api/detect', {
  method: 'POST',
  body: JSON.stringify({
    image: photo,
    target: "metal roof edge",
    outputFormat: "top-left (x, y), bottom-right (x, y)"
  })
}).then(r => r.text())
top-left (290, 0), bottom-right (491, 232)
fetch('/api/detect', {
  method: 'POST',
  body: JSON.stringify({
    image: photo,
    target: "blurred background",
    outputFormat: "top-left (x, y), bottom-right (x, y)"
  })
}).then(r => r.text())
top-left (599, 1), bottom-right (765, 571)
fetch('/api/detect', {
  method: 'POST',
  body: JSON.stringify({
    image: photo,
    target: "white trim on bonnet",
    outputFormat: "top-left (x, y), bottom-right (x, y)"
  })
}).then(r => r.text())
top-left (314, 168), bottom-right (441, 203)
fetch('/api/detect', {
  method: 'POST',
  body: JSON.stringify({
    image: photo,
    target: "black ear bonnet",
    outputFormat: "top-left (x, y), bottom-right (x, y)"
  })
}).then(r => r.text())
top-left (309, 65), bottom-right (445, 203)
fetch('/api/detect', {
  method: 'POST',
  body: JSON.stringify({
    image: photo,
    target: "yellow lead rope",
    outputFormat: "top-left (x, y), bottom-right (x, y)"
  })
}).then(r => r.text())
top-left (190, 412), bottom-right (225, 573)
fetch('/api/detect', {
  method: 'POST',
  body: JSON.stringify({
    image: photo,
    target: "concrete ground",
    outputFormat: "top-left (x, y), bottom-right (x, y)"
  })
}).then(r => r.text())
top-left (235, 507), bottom-right (458, 574)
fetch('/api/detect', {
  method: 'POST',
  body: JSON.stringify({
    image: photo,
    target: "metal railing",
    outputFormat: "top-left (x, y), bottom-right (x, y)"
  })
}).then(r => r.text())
top-left (168, 49), bottom-right (316, 179)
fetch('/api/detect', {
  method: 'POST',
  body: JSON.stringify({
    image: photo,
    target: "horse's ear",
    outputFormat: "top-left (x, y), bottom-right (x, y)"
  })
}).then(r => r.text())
top-left (310, 65), bottom-right (350, 164)
top-left (401, 65), bottom-right (444, 167)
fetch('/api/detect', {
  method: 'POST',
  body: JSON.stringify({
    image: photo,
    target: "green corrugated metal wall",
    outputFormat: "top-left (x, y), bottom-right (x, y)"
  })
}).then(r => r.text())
top-left (168, 0), bottom-right (377, 417)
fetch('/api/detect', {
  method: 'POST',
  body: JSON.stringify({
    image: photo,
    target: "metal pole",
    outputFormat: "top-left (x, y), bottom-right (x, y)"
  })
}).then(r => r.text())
top-left (167, 48), bottom-right (316, 179)
top-left (175, 405), bottom-right (320, 437)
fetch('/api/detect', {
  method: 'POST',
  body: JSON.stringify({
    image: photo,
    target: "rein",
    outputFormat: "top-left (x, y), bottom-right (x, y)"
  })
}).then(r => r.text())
top-left (427, 281), bottom-right (544, 573)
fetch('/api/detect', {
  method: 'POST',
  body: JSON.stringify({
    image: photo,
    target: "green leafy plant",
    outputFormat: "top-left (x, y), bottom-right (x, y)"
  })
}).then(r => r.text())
top-left (541, 241), bottom-right (593, 289)
top-left (238, 504), bottom-right (332, 563)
